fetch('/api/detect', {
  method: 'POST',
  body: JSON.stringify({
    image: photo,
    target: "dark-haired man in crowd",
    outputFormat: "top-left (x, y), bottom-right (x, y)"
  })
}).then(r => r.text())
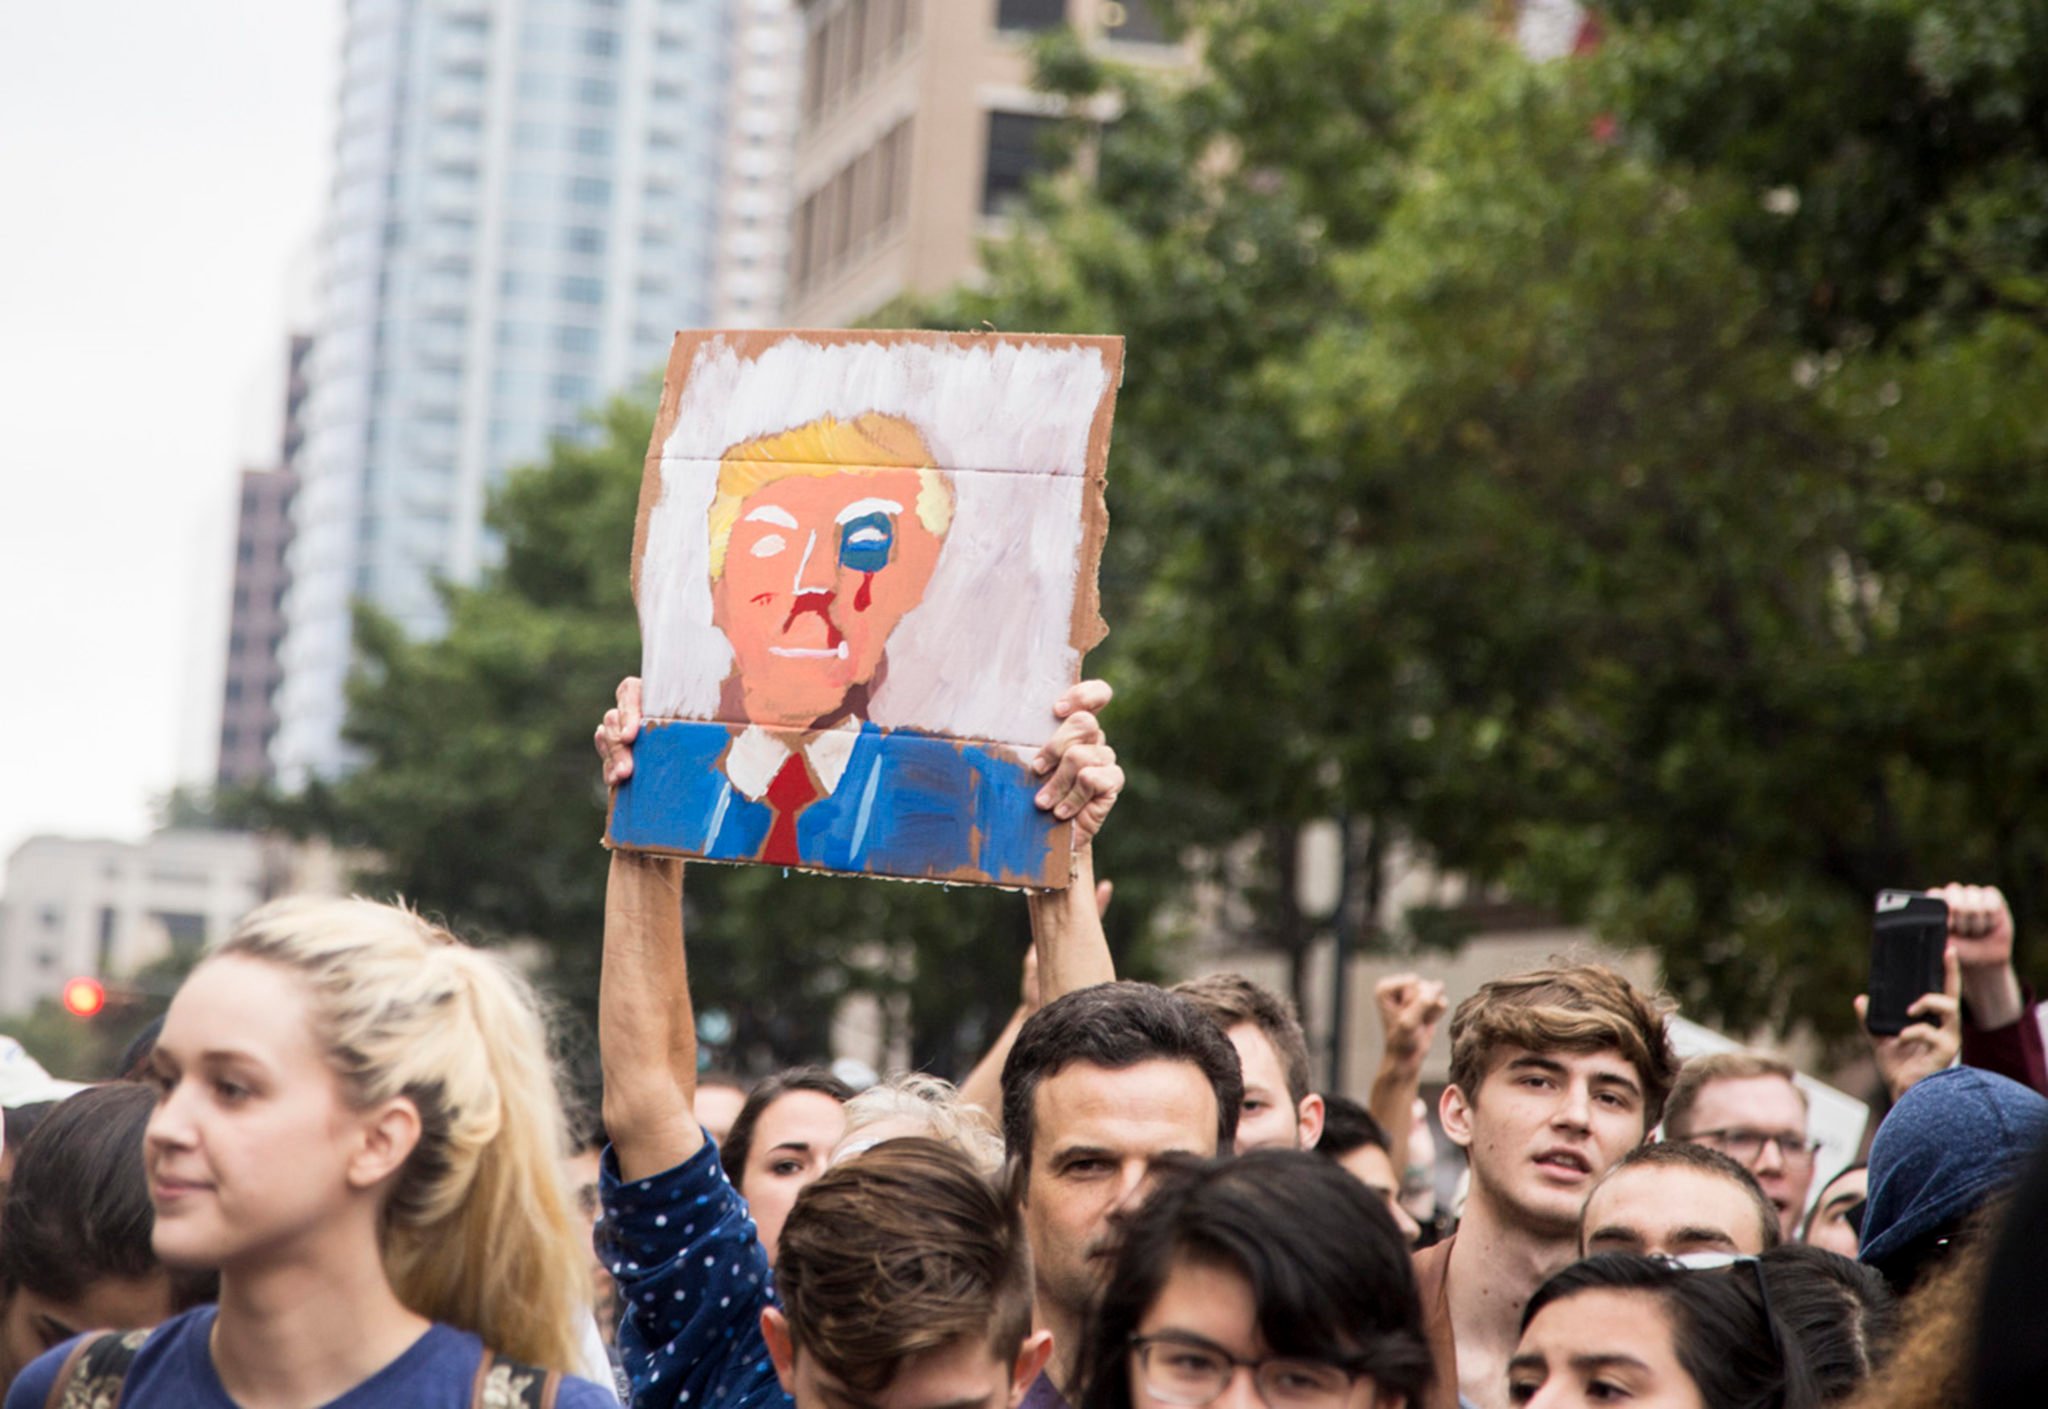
top-left (1172, 972), bottom-right (1323, 1151)
top-left (1317, 1093), bottom-right (1423, 1245)
top-left (1579, 1141), bottom-right (1781, 1259)
top-left (1000, 981), bottom-right (1244, 1409)
top-left (1416, 964), bottom-right (1677, 1409)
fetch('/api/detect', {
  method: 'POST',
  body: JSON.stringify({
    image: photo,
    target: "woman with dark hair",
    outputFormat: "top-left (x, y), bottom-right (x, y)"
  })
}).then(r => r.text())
top-left (1512, 1254), bottom-right (1817, 1409)
top-left (1754, 1247), bottom-right (1893, 1403)
top-left (1076, 1149), bottom-right (1432, 1409)
top-left (717, 1066), bottom-right (854, 1263)
top-left (0, 1084), bottom-right (215, 1396)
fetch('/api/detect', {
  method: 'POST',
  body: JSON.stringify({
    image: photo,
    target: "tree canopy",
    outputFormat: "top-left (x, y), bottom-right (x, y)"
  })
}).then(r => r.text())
top-left (272, 0), bottom-right (2048, 1065)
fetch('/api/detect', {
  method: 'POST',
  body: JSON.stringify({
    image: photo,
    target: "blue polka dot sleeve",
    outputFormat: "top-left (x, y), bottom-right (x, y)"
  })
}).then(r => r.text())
top-left (597, 1139), bottom-right (790, 1409)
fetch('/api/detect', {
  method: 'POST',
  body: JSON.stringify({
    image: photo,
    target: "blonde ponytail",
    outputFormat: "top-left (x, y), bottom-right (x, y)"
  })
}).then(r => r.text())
top-left (217, 897), bottom-right (588, 1373)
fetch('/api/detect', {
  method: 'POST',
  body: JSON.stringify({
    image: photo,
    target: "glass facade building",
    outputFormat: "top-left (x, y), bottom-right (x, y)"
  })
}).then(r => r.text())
top-left (274, 0), bottom-right (732, 784)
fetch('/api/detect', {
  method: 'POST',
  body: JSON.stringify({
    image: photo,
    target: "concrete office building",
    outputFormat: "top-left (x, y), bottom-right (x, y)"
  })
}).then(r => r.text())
top-left (786, 0), bottom-right (1184, 329)
top-left (216, 333), bottom-right (311, 788)
top-left (274, 0), bottom-right (734, 784)
top-left (0, 832), bottom-right (278, 1017)
top-left (216, 467), bottom-right (297, 787)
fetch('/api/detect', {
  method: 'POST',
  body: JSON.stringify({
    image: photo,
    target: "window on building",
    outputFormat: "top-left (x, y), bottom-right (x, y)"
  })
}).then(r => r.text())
top-left (568, 175), bottom-right (612, 204)
top-left (555, 324), bottom-right (598, 353)
top-left (881, 119), bottom-right (913, 229)
top-left (560, 274), bottom-right (605, 303)
top-left (830, 167), bottom-right (855, 265)
top-left (574, 127), bottom-right (611, 155)
top-left (802, 21), bottom-right (826, 126)
top-left (566, 226), bottom-right (605, 254)
top-left (996, 0), bottom-right (1065, 31)
top-left (579, 76), bottom-right (617, 106)
top-left (582, 27), bottom-right (618, 56)
top-left (845, 0), bottom-right (869, 90)
top-left (154, 910), bottom-right (208, 958)
top-left (982, 111), bottom-right (1058, 214)
top-left (793, 192), bottom-right (817, 290)
top-left (1101, 0), bottom-right (1170, 42)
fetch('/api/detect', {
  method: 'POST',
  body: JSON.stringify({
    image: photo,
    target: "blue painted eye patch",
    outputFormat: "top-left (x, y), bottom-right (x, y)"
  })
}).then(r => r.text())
top-left (837, 511), bottom-right (895, 572)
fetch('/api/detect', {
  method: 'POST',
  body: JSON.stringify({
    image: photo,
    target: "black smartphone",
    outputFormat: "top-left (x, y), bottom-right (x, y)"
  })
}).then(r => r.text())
top-left (1867, 890), bottom-right (1949, 1037)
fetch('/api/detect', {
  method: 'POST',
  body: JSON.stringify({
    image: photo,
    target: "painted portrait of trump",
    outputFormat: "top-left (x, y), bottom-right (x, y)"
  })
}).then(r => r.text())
top-left (609, 329), bottom-right (1122, 887)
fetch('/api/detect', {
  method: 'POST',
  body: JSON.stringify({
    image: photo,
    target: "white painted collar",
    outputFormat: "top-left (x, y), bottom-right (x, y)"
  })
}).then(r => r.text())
top-left (724, 717), bottom-right (862, 802)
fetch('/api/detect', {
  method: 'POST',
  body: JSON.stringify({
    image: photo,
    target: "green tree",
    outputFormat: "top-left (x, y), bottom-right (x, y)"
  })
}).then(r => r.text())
top-left (907, 0), bottom-right (2048, 1042)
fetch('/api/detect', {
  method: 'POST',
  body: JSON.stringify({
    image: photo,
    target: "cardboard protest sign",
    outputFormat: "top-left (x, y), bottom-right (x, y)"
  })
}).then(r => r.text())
top-left (607, 329), bottom-right (1123, 888)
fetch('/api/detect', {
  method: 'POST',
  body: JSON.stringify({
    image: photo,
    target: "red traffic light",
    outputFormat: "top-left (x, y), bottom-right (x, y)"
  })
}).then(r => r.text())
top-left (62, 977), bottom-right (106, 1019)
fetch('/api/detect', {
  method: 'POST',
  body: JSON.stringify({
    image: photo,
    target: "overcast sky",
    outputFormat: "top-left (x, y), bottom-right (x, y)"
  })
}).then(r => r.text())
top-left (0, 2), bottom-right (339, 866)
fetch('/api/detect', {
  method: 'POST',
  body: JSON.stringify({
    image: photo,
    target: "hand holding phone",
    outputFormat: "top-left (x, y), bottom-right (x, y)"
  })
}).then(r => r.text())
top-left (1865, 890), bottom-right (1950, 1037)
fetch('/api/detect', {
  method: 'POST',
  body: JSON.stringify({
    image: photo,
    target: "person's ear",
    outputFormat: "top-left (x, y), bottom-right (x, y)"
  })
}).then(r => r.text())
top-left (1295, 1092), bottom-right (1326, 1151)
top-left (1439, 1082), bottom-right (1476, 1152)
top-left (1010, 1329), bottom-right (1055, 1405)
top-left (347, 1096), bottom-right (422, 1191)
top-left (762, 1308), bottom-right (798, 1394)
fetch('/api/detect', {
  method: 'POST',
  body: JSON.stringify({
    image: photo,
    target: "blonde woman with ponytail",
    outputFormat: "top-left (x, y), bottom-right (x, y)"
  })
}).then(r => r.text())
top-left (4, 897), bottom-right (617, 1409)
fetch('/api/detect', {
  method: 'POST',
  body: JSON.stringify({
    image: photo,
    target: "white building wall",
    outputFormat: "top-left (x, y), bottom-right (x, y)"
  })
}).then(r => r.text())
top-left (0, 832), bottom-right (276, 1017)
top-left (275, 0), bottom-right (735, 785)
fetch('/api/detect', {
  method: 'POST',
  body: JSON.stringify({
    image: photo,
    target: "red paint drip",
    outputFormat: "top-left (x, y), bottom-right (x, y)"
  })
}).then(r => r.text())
top-left (781, 590), bottom-right (835, 634)
top-left (854, 571), bottom-right (875, 611)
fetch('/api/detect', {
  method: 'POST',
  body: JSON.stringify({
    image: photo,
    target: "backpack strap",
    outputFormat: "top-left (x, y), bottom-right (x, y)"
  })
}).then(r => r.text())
top-left (43, 1328), bottom-right (150, 1409)
top-left (470, 1347), bottom-right (564, 1409)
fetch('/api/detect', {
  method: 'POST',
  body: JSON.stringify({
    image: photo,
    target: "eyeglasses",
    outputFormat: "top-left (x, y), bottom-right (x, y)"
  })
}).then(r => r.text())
top-left (1129, 1335), bottom-right (1375, 1409)
top-left (1653, 1252), bottom-right (1756, 1272)
top-left (1678, 1128), bottom-right (1822, 1165)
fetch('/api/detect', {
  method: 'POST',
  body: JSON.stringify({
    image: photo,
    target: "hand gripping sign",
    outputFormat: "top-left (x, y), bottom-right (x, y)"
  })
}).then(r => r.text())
top-left (607, 329), bottom-right (1122, 888)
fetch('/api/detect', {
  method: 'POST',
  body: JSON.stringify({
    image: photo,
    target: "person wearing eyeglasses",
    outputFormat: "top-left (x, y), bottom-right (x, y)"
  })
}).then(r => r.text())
top-left (1510, 1253), bottom-right (1820, 1409)
top-left (1074, 1150), bottom-right (1432, 1409)
top-left (1661, 1052), bottom-right (1819, 1243)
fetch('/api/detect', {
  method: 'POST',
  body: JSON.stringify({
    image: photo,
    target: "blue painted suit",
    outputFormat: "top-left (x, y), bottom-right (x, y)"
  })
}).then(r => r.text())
top-left (609, 718), bottom-right (1058, 885)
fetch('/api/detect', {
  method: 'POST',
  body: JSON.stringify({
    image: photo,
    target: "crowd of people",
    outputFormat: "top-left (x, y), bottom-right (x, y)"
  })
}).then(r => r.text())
top-left (0, 678), bottom-right (2044, 1408)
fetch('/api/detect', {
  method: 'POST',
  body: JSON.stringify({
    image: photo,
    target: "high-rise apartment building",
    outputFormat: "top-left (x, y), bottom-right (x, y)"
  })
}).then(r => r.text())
top-left (713, 0), bottom-right (804, 326)
top-left (216, 334), bottom-right (312, 789)
top-left (786, 0), bottom-right (1183, 329)
top-left (274, 0), bottom-right (734, 785)
top-left (217, 467), bottom-right (297, 787)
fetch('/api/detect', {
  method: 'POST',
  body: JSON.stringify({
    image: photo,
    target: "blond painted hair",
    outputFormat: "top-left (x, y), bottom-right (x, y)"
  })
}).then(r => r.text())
top-left (839, 1073), bottom-right (1005, 1175)
top-left (214, 897), bottom-right (586, 1373)
top-left (706, 413), bottom-right (954, 577)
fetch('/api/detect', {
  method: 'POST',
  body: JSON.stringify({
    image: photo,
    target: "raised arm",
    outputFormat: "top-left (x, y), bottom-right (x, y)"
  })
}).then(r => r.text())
top-left (596, 677), bottom-right (704, 1180)
top-left (1935, 882), bottom-right (2048, 1094)
top-left (1367, 974), bottom-right (1447, 1183)
top-left (958, 681), bottom-right (1123, 1116)
top-left (1024, 679), bottom-right (1122, 997)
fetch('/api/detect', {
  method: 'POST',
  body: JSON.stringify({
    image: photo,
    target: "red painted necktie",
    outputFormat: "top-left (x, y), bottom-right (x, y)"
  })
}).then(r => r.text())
top-left (761, 750), bottom-right (819, 867)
